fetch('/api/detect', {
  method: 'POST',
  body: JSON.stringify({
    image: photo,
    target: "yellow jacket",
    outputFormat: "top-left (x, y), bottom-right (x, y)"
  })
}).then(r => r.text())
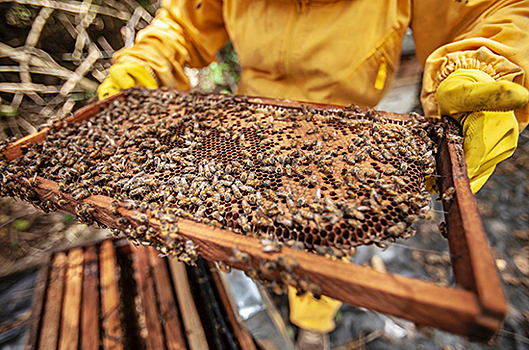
top-left (110, 0), bottom-right (529, 333)
top-left (113, 0), bottom-right (529, 130)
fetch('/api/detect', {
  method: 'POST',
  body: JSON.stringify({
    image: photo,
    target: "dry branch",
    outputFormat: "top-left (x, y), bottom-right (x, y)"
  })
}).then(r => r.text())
top-left (39, 43), bottom-right (101, 117)
top-left (0, 43), bottom-right (99, 91)
top-left (13, 7), bottom-right (55, 109)
top-left (0, 0), bottom-right (131, 21)
top-left (0, 83), bottom-right (86, 94)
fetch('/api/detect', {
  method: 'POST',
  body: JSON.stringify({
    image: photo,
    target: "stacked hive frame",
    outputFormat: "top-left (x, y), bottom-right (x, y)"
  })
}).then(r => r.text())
top-left (24, 238), bottom-right (256, 350)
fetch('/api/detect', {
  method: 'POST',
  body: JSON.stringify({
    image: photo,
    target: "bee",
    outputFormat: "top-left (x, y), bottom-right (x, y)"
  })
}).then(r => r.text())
top-left (216, 261), bottom-right (232, 273)
top-left (309, 283), bottom-right (322, 300)
top-left (240, 199), bottom-right (252, 215)
top-left (447, 134), bottom-right (464, 144)
top-left (320, 165), bottom-right (333, 175)
top-left (439, 221), bottom-right (448, 238)
top-left (169, 224), bottom-right (180, 239)
top-left (136, 225), bottom-right (148, 235)
top-left (73, 188), bottom-right (90, 201)
top-left (116, 217), bottom-right (128, 225)
top-left (245, 267), bottom-right (259, 279)
top-left (441, 186), bottom-right (455, 202)
top-left (364, 169), bottom-right (380, 179)
top-left (343, 154), bottom-right (355, 165)
top-left (392, 176), bottom-right (407, 188)
top-left (137, 214), bottom-right (149, 223)
top-left (238, 214), bottom-right (252, 233)
top-left (248, 193), bottom-right (257, 206)
top-left (231, 249), bottom-right (251, 264)
top-left (387, 222), bottom-right (407, 236)
top-left (306, 127), bottom-right (319, 135)
top-left (279, 271), bottom-right (297, 287)
top-left (261, 240), bottom-right (282, 253)
top-left (402, 226), bottom-right (417, 239)
top-left (292, 165), bottom-right (303, 177)
top-left (265, 189), bottom-right (279, 203)
top-left (260, 261), bottom-right (278, 275)
top-left (231, 184), bottom-right (243, 199)
top-left (185, 240), bottom-right (198, 261)
top-left (297, 279), bottom-right (309, 296)
top-left (278, 256), bottom-right (299, 272)
top-left (210, 210), bottom-right (224, 222)
top-left (240, 171), bottom-right (248, 183)
top-left (327, 247), bottom-right (345, 259)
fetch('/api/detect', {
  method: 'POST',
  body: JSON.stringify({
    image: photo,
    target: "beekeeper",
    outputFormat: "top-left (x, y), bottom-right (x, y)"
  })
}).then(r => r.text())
top-left (98, 1), bottom-right (529, 348)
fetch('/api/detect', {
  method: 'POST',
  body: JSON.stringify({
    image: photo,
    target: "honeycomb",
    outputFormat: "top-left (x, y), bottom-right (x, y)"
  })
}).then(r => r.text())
top-left (0, 87), bottom-right (438, 260)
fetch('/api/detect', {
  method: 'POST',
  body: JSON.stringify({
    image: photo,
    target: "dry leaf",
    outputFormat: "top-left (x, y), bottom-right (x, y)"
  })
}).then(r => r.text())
top-left (514, 255), bottom-right (529, 276)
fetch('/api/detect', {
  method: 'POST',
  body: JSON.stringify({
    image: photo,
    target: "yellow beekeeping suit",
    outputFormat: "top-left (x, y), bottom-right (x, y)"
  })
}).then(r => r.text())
top-left (106, 0), bottom-right (529, 332)
top-left (112, 0), bottom-right (529, 129)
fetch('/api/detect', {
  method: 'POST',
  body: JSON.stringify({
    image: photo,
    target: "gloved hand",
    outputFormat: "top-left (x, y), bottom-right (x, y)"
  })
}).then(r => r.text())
top-left (436, 69), bottom-right (529, 193)
top-left (288, 286), bottom-right (342, 333)
top-left (97, 61), bottom-right (158, 100)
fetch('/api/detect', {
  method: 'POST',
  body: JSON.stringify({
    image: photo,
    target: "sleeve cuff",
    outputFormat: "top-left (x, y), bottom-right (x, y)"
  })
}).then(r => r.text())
top-left (421, 45), bottom-right (527, 129)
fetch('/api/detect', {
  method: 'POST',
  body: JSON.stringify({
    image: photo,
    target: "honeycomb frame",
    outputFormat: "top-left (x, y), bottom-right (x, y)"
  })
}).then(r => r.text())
top-left (0, 89), bottom-right (506, 340)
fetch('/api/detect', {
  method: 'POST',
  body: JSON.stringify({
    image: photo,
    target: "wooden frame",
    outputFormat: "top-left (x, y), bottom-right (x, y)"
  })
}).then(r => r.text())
top-left (24, 238), bottom-right (257, 350)
top-left (8, 91), bottom-right (506, 341)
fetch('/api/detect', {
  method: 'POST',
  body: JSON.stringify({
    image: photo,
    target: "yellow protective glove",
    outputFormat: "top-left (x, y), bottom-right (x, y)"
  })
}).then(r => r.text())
top-left (288, 286), bottom-right (342, 334)
top-left (97, 61), bottom-right (158, 100)
top-left (436, 69), bottom-right (529, 193)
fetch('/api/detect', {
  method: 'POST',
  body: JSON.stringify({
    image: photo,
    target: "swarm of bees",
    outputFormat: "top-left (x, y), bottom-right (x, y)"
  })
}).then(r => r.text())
top-left (0, 87), bottom-right (455, 296)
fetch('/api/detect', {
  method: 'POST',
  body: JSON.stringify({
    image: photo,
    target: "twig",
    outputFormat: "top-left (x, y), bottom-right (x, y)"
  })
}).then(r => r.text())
top-left (59, 98), bottom-right (76, 116)
top-left (0, 65), bottom-right (78, 79)
top-left (331, 330), bottom-right (383, 350)
top-left (121, 0), bottom-right (153, 22)
top-left (16, 116), bottom-right (38, 134)
top-left (124, 6), bottom-right (142, 47)
top-left (0, 82), bottom-right (85, 94)
top-left (1, 0), bottom-right (131, 21)
top-left (40, 43), bottom-right (101, 117)
top-left (56, 12), bottom-right (78, 39)
top-left (498, 329), bottom-right (529, 345)
top-left (72, 0), bottom-right (96, 61)
top-left (26, 7), bottom-right (54, 47)
top-left (0, 43), bottom-right (98, 91)
top-left (11, 7), bottom-right (54, 109)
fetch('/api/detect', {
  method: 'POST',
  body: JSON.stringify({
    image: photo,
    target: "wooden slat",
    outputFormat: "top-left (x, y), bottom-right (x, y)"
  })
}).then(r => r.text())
top-left (23, 256), bottom-right (51, 350)
top-left (100, 240), bottom-right (123, 350)
top-left (209, 265), bottom-right (257, 350)
top-left (38, 252), bottom-right (67, 350)
top-left (168, 259), bottom-right (209, 350)
top-left (131, 247), bottom-right (166, 350)
top-left (81, 246), bottom-right (100, 350)
top-left (147, 248), bottom-right (186, 350)
top-left (438, 128), bottom-right (507, 336)
top-left (1, 94), bottom-right (113, 162)
top-left (59, 248), bottom-right (84, 350)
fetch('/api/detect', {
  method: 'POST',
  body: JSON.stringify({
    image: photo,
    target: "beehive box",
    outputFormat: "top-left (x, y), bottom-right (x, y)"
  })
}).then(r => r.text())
top-left (1, 88), bottom-right (506, 340)
top-left (24, 238), bottom-right (256, 350)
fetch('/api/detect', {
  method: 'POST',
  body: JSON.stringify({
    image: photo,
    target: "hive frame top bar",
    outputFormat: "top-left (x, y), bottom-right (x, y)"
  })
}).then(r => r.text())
top-left (2, 89), bottom-right (506, 340)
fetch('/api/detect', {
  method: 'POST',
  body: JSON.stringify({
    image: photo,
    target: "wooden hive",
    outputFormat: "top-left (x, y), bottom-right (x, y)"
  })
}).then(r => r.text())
top-left (24, 238), bottom-right (256, 350)
top-left (1, 88), bottom-right (506, 340)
